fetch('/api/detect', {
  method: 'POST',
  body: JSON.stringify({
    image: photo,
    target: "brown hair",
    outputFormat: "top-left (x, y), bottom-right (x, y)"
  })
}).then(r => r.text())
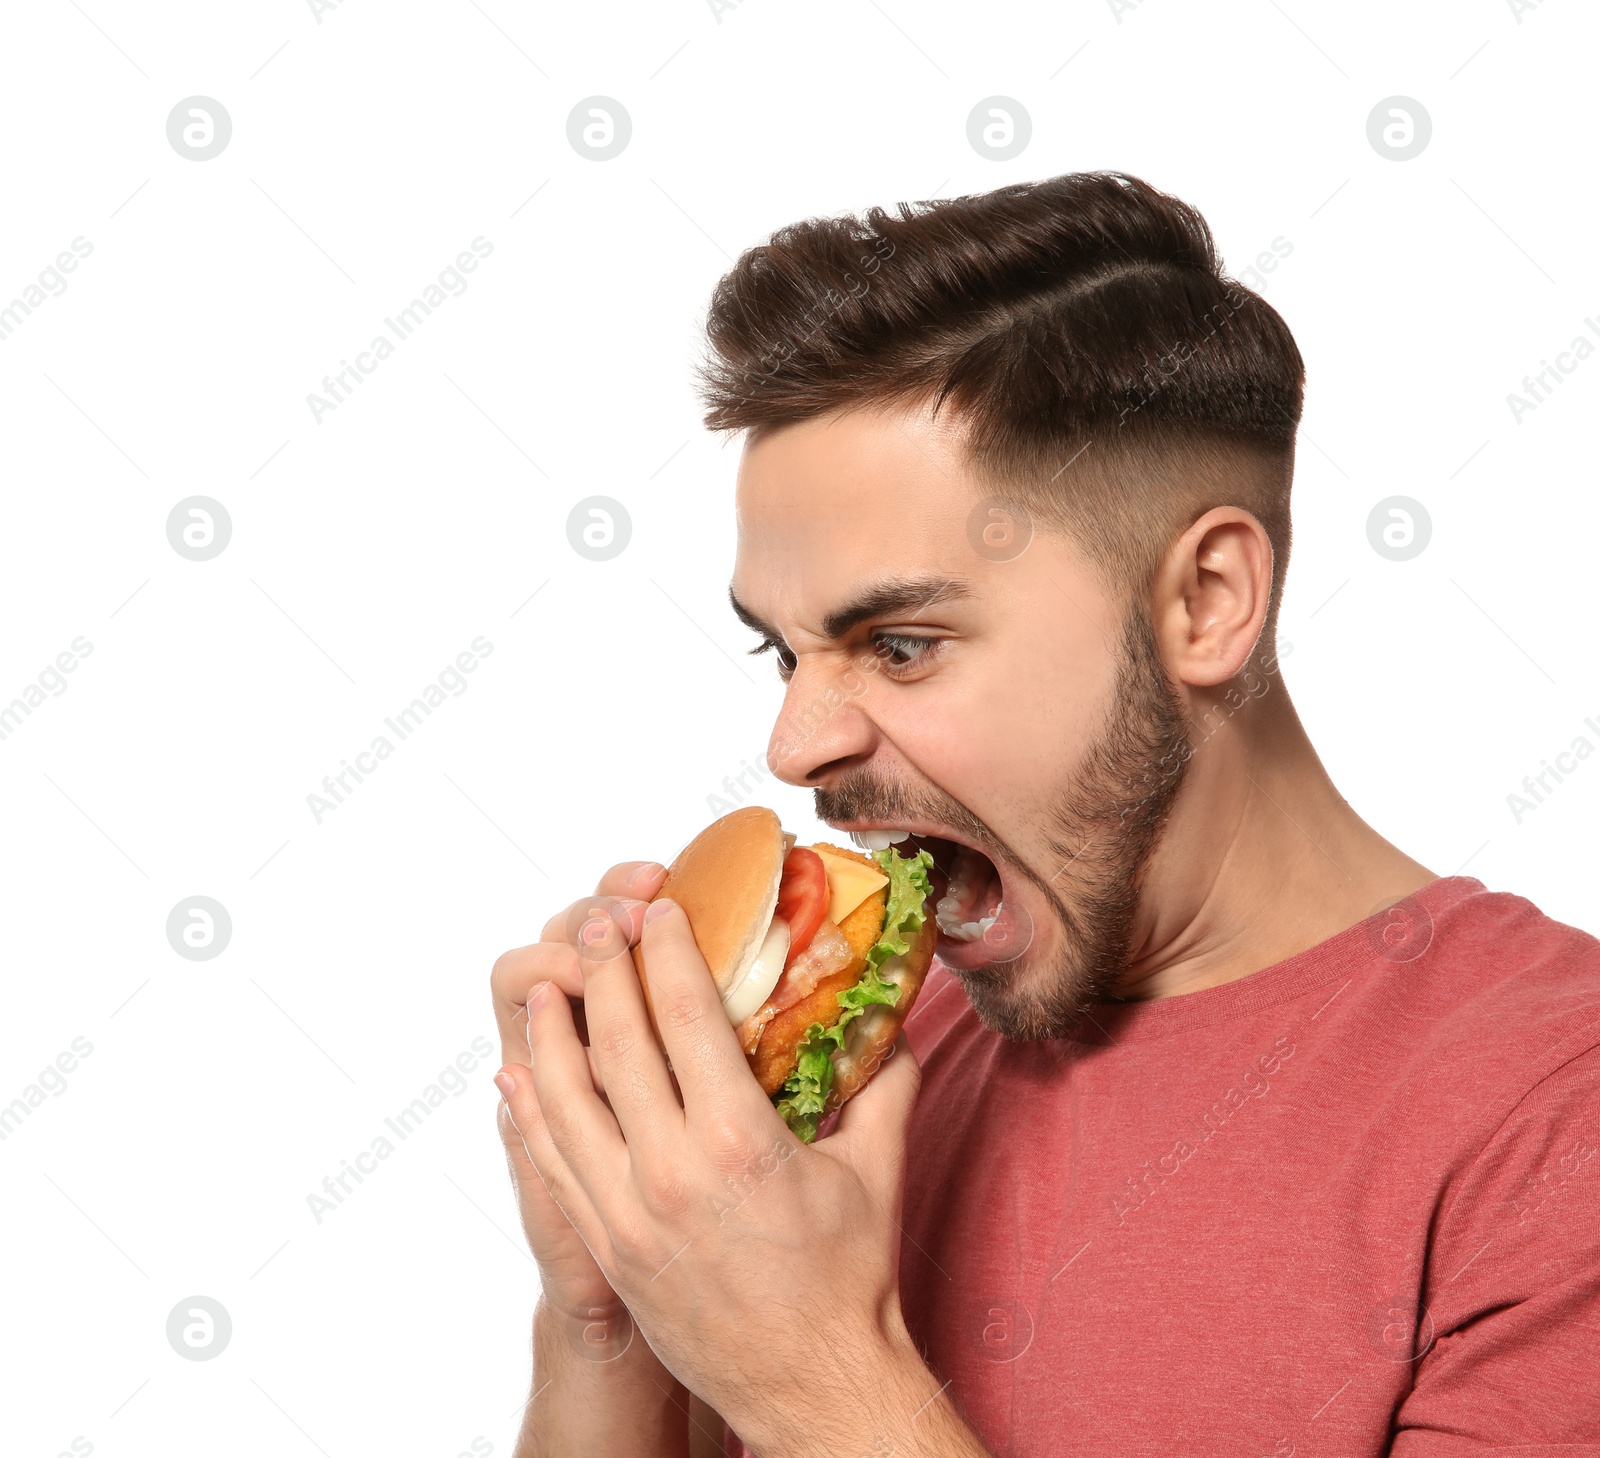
top-left (697, 171), bottom-right (1305, 641)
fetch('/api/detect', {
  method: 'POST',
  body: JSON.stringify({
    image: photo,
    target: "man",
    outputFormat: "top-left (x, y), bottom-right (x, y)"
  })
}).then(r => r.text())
top-left (489, 172), bottom-right (1600, 1456)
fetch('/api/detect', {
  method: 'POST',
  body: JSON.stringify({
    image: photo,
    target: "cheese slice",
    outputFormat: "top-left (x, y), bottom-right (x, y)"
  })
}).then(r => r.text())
top-left (814, 849), bottom-right (890, 926)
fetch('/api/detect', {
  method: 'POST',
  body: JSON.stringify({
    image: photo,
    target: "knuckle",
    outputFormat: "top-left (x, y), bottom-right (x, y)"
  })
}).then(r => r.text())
top-left (492, 942), bottom-right (562, 994)
top-left (539, 1091), bottom-right (584, 1150)
top-left (490, 946), bottom-right (526, 991)
top-left (659, 989), bottom-right (709, 1037)
top-left (639, 1162), bottom-right (694, 1219)
top-left (710, 1126), bottom-right (765, 1179)
top-left (608, 1209), bottom-right (655, 1265)
top-left (593, 1016), bottom-right (640, 1063)
top-left (544, 896), bottom-right (603, 944)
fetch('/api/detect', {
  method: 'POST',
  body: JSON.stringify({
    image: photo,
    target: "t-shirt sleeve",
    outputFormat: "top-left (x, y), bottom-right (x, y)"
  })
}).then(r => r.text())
top-left (1390, 1040), bottom-right (1600, 1456)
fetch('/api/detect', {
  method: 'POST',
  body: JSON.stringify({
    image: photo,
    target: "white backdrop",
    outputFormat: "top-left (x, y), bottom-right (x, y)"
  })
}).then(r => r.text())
top-left (2, 1), bottom-right (1596, 1454)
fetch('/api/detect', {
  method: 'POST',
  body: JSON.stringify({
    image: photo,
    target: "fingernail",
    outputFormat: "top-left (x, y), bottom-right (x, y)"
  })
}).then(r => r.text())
top-left (628, 861), bottom-right (666, 891)
top-left (528, 980), bottom-right (550, 1008)
top-left (644, 897), bottom-right (676, 924)
top-left (494, 1069), bottom-right (515, 1099)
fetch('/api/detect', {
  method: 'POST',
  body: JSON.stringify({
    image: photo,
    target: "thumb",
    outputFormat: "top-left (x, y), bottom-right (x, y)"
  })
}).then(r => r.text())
top-left (827, 1032), bottom-right (921, 1198)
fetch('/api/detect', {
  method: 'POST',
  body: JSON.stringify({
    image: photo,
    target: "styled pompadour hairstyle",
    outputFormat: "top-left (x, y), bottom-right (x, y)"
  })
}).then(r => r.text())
top-left (697, 171), bottom-right (1306, 642)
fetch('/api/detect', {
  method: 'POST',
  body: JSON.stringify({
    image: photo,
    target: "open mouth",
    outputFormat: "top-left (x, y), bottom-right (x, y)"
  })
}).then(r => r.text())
top-left (837, 824), bottom-right (1024, 969)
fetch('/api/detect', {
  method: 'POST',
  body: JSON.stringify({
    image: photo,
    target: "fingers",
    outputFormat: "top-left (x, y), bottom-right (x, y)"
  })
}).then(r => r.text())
top-left (572, 898), bottom-right (683, 1146)
top-left (537, 860), bottom-right (665, 942)
top-left (495, 1062), bottom-right (604, 1245)
top-left (494, 890), bottom-right (653, 1065)
top-left (598, 860), bottom-right (667, 900)
top-left (491, 942), bottom-right (585, 1066)
top-left (495, 1068), bottom-right (544, 1189)
top-left (498, 860), bottom-right (663, 1043)
top-left (633, 899), bottom-right (772, 1122)
top-left (523, 976), bottom-right (631, 1219)
top-left (829, 1032), bottom-right (921, 1205)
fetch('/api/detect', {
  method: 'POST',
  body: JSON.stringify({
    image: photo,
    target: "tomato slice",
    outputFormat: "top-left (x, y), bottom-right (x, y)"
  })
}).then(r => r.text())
top-left (775, 847), bottom-right (829, 967)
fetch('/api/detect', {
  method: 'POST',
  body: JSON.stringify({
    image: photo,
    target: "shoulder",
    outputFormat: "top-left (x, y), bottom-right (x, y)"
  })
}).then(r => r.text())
top-left (1415, 878), bottom-right (1600, 1063)
top-left (1331, 877), bottom-right (1600, 1196)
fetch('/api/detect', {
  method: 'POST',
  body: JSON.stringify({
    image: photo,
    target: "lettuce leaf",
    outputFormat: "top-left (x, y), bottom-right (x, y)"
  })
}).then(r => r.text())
top-left (773, 845), bottom-right (935, 1141)
top-left (869, 844), bottom-right (936, 968)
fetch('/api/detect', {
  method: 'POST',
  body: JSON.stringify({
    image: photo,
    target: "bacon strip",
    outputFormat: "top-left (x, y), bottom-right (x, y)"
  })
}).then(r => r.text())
top-left (736, 920), bottom-right (851, 1055)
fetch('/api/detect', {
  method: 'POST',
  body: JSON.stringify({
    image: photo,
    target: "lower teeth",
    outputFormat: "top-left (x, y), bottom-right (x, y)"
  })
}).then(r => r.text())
top-left (936, 904), bottom-right (1000, 942)
top-left (935, 843), bottom-right (1001, 942)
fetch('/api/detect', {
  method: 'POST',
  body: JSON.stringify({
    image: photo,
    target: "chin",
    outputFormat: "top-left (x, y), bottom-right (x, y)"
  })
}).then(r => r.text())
top-left (948, 944), bottom-right (1074, 1041)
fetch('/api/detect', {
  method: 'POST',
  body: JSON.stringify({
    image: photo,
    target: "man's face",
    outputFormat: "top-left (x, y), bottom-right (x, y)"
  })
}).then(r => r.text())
top-left (730, 402), bottom-right (1194, 1039)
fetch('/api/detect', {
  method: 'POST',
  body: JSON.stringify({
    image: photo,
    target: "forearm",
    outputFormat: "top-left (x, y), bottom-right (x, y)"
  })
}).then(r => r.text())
top-left (514, 1296), bottom-right (691, 1458)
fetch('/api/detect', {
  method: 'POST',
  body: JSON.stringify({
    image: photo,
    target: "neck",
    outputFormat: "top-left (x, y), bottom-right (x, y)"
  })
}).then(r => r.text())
top-left (1114, 678), bottom-right (1437, 1001)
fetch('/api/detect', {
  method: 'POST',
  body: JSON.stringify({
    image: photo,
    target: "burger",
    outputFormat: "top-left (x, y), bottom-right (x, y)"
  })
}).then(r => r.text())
top-left (633, 805), bottom-right (937, 1141)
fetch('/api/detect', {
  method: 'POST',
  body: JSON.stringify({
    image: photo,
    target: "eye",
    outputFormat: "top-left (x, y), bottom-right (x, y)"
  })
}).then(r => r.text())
top-left (749, 637), bottom-right (797, 680)
top-left (871, 632), bottom-right (942, 674)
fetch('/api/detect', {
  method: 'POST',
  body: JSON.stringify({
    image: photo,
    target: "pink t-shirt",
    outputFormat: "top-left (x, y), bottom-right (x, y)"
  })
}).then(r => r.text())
top-left (724, 876), bottom-right (1600, 1456)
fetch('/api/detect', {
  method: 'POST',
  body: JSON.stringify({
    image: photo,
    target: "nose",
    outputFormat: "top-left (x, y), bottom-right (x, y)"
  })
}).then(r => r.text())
top-left (766, 663), bottom-right (876, 787)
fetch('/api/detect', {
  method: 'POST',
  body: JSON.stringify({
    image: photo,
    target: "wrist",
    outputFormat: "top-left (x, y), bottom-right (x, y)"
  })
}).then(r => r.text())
top-left (733, 1313), bottom-right (945, 1458)
top-left (534, 1289), bottom-right (640, 1368)
top-left (520, 1297), bottom-right (690, 1458)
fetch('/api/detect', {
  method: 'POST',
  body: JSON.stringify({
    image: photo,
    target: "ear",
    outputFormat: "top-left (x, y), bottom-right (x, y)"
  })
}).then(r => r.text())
top-left (1153, 507), bottom-right (1274, 688)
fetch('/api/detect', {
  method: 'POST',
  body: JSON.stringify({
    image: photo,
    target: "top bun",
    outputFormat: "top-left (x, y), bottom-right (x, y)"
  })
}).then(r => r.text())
top-left (634, 805), bottom-right (786, 1032)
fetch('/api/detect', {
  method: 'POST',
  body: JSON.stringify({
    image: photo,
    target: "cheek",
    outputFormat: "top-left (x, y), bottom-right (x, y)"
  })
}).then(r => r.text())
top-left (877, 632), bottom-right (1115, 808)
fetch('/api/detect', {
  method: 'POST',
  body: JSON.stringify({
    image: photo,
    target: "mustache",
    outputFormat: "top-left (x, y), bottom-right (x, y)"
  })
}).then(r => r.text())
top-left (816, 767), bottom-right (1077, 940)
top-left (813, 769), bottom-right (1001, 861)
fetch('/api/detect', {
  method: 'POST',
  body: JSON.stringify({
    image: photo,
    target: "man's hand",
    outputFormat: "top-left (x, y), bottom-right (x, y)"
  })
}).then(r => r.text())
top-left (497, 892), bottom-right (974, 1458)
top-left (491, 858), bottom-right (665, 1329)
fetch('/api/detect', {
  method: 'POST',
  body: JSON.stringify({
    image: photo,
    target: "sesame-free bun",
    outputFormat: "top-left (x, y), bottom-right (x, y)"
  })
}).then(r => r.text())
top-left (633, 805), bottom-right (786, 1036)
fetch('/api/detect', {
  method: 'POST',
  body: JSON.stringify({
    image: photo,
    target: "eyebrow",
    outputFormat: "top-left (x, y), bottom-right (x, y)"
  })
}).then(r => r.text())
top-left (728, 575), bottom-right (972, 644)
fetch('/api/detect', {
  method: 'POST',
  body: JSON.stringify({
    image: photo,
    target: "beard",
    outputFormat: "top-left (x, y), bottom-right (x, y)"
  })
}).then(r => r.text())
top-left (814, 603), bottom-right (1192, 1040)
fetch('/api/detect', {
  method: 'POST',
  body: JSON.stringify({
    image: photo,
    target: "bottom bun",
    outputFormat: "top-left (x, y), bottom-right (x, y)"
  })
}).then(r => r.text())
top-left (822, 913), bottom-right (938, 1116)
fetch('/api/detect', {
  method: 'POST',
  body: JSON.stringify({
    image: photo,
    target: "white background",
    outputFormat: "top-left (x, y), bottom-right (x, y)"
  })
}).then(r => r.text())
top-left (1, 1), bottom-right (1596, 1454)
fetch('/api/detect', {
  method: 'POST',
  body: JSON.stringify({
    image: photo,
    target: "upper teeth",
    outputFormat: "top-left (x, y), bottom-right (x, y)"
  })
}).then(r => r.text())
top-left (849, 829), bottom-right (911, 850)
